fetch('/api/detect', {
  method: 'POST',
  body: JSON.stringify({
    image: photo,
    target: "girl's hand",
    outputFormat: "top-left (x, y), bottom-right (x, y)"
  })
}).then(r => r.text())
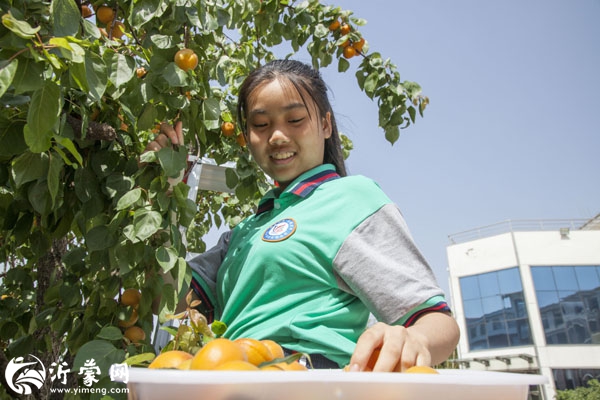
top-left (348, 322), bottom-right (431, 372)
top-left (144, 121), bottom-right (184, 153)
top-left (348, 312), bottom-right (459, 372)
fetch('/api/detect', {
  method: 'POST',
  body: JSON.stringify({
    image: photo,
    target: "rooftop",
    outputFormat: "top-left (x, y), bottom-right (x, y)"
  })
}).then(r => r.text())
top-left (448, 214), bottom-right (600, 245)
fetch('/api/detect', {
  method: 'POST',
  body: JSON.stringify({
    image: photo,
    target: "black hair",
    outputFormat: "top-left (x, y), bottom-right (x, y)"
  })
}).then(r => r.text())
top-left (237, 59), bottom-right (347, 177)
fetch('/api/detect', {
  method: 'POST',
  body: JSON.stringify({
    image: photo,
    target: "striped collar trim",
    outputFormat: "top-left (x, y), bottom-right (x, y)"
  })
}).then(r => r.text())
top-left (256, 165), bottom-right (340, 215)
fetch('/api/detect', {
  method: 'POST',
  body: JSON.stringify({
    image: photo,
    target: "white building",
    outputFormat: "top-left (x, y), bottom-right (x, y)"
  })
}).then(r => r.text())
top-left (447, 216), bottom-right (600, 400)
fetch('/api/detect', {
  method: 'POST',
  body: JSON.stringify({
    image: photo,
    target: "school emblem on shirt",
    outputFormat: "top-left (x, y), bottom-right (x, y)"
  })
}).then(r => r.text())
top-left (262, 218), bottom-right (297, 242)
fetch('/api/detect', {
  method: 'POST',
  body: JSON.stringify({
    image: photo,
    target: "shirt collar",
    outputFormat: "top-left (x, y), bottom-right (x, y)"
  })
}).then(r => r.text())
top-left (256, 164), bottom-right (340, 215)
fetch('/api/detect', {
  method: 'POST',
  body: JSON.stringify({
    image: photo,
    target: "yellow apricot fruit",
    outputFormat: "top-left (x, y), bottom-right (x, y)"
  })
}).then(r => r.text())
top-left (174, 48), bottom-right (199, 72)
top-left (261, 339), bottom-right (285, 360)
top-left (148, 350), bottom-right (193, 369)
top-left (117, 308), bottom-right (138, 328)
top-left (213, 360), bottom-right (260, 371)
top-left (405, 365), bottom-right (439, 374)
top-left (123, 326), bottom-right (146, 343)
top-left (190, 338), bottom-right (247, 370)
top-left (234, 338), bottom-right (273, 366)
top-left (120, 288), bottom-right (141, 307)
top-left (96, 6), bottom-right (114, 24)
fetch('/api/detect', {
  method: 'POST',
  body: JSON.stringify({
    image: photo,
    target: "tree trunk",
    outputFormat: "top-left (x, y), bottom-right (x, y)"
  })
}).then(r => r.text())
top-left (32, 237), bottom-right (78, 400)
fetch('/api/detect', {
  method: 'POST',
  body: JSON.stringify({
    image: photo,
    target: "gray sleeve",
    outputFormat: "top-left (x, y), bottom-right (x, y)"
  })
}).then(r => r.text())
top-left (332, 203), bottom-right (444, 324)
top-left (188, 230), bottom-right (232, 293)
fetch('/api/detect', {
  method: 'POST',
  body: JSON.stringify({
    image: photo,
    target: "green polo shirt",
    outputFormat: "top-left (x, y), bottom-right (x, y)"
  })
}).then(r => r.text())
top-left (190, 164), bottom-right (448, 367)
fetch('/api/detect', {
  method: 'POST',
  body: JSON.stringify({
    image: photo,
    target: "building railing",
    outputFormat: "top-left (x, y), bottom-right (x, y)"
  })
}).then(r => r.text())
top-left (447, 218), bottom-right (593, 245)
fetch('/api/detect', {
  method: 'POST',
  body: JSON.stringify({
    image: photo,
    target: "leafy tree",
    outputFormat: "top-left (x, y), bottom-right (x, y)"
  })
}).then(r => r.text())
top-left (0, 0), bottom-right (428, 398)
top-left (556, 379), bottom-right (600, 400)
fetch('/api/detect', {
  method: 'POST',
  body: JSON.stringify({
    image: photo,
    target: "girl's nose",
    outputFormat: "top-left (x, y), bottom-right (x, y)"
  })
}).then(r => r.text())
top-left (268, 128), bottom-right (289, 145)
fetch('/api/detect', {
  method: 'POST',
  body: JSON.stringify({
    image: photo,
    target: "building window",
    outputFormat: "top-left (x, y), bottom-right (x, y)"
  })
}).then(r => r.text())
top-left (531, 266), bottom-right (600, 345)
top-left (552, 368), bottom-right (600, 391)
top-left (460, 267), bottom-right (533, 350)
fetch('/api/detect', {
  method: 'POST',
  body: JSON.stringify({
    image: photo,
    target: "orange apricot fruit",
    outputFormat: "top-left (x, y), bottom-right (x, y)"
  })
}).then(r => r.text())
top-left (340, 23), bottom-right (351, 36)
top-left (190, 338), bottom-right (247, 370)
top-left (96, 6), bottom-right (114, 24)
top-left (261, 339), bottom-right (285, 360)
top-left (343, 45), bottom-right (356, 59)
top-left (123, 326), bottom-right (146, 343)
top-left (174, 48), bottom-right (199, 72)
top-left (405, 365), bottom-right (439, 374)
top-left (221, 121), bottom-right (236, 137)
top-left (213, 360), bottom-right (260, 371)
top-left (120, 288), bottom-right (141, 307)
top-left (234, 338), bottom-right (273, 366)
top-left (148, 350), bottom-right (193, 369)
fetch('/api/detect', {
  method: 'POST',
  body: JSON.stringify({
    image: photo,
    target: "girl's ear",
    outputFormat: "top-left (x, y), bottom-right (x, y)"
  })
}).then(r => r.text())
top-left (322, 112), bottom-right (333, 139)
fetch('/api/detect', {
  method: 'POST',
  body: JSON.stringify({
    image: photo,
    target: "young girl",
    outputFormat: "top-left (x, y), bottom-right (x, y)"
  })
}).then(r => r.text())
top-left (148, 60), bottom-right (459, 371)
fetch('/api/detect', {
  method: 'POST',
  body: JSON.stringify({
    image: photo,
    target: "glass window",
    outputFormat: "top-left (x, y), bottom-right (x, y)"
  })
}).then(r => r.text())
top-left (479, 273), bottom-right (500, 295)
top-left (463, 298), bottom-right (484, 319)
top-left (460, 267), bottom-right (532, 351)
top-left (553, 368), bottom-right (600, 391)
top-left (531, 267), bottom-right (555, 290)
top-left (576, 267), bottom-right (600, 291)
top-left (498, 268), bottom-right (522, 294)
top-left (460, 275), bottom-right (480, 300)
top-left (482, 295), bottom-right (504, 316)
top-left (532, 265), bottom-right (600, 346)
top-left (536, 290), bottom-right (559, 308)
top-left (554, 266), bottom-right (579, 291)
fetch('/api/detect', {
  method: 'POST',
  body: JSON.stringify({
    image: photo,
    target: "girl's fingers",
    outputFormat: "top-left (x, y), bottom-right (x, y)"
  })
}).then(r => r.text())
top-left (174, 120), bottom-right (184, 144)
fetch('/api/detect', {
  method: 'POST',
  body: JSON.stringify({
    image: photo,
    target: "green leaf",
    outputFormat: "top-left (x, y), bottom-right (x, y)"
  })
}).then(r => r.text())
top-left (23, 124), bottom-right (52, 153)
top-left (12, 58), bottom-right (44, 94)
top-left (363, 72), bottom-right (379, 99)
top-left (137, 103), bottom-right (157, 131)
top-left (384, 125), bottom-right (400, 145)
top-left (27, 81), bottom-right (62, 139)
top-left (104, 50), bottom-right (136, 89)
top-left (133, 209), bottom-right (163, 241)
top-left (157, 146), bottom-right (187, 178)
top-left (177, 198), bottom-right (197, 227)
top-left (47, 152), bottom-right (63, 208)
top-left (162, 63), bottom-right (188, 87)
top-left (53, 135), bottom-right (83, 165)
top-left (225, 168), bottom-right (238, 190)
top-left (52, 0), bottom-right (80, 37)
top-left (1, 11), bottom-right (40, 39)
top-left (11, 151), bottom-right (49, 187)
top-left (202, 97), bottom-right (220, 130)
top-left (73, 340), bottom-right (126, 377)
top-left (123, 352), bottom-right (156, 366)
top-left (85, 225), bottom-right (117, 251)
top-left (96, 326), bottom-right (123, 341)
top-left (116, 188), bottom-right (142, 210)
top-left (156, 246), bottom-right (178, 273)
top-left (338, 57), bottom-right (350, 73)
top-left (407, 105), bottom-right (417, 123)
top-left (84, 52), bottom-right (108, 102)
top-left (158, 284), bottom-right (178, 323)
top-left (104, 173), bottom-right (134, 199)
top-left (74, 167), bottom-right (99, 202)
top-left (28, 180), bottom-right (52, 216)
top-left (0, 59), bottom-right (18, 98)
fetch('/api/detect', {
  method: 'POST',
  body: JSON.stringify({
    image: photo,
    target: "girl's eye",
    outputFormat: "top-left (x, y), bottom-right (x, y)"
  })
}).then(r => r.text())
top-left (289, 117), bottom-right (304, 124)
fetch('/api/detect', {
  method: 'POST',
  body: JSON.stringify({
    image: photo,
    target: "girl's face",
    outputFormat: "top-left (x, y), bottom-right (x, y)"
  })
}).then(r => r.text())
top-left (245, 78), bottom-right (332, 190)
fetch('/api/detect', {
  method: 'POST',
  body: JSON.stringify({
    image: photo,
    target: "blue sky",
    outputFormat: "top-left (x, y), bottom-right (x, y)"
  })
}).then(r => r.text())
top-left (310, 1), bottom-right (600, 297)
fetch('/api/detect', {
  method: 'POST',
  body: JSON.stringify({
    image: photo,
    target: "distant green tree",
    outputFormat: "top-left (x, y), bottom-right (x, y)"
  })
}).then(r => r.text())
top-left (555, 379), bottom-right (600, 400)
